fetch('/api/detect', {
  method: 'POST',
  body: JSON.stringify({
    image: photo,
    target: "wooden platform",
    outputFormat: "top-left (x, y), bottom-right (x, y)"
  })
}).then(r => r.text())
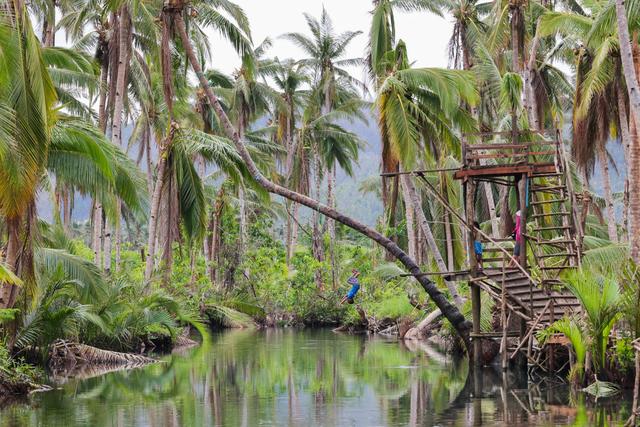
top-left (453, 163), bottom-right (557, 180)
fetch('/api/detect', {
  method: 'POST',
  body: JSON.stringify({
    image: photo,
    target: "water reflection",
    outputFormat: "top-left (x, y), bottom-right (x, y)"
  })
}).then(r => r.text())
top-left (0, 329), bottom-right (633, 426)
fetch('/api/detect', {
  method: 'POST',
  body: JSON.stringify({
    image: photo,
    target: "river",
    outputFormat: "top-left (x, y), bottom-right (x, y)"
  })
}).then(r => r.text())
top-left (0, 329), bottom-right (633, 426)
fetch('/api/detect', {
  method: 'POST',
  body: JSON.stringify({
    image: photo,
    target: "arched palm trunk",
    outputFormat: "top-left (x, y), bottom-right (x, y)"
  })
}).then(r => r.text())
top-left (174, 13), bottom-right (471, 345)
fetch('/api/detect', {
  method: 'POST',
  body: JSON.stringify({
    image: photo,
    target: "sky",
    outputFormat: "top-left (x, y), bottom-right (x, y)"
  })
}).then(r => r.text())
top-left (205, 0), bottom-right (453, 76)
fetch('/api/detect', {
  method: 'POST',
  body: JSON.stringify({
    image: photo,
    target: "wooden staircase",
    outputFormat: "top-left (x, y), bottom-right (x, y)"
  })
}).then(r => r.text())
top-left (471, 141), bottom-right (582, 337)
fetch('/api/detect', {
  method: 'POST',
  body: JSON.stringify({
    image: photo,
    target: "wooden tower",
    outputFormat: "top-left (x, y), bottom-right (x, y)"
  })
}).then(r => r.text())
top-left (454, 129), bottom-right (583, 368)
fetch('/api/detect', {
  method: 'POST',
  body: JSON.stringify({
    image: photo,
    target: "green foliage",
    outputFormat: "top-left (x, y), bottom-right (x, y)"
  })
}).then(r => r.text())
top-left (541, 317), bottom-right (586, 383)
top-left (0, 343), bottom-right (42, 386)
top-left (613, 337), bottom-right (635, 374)
top-left (563, 270), bottom-right (621, 371)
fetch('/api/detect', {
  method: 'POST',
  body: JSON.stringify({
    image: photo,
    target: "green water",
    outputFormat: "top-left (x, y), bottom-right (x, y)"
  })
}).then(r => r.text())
top-left (0, 329), bottom-right (633, 426)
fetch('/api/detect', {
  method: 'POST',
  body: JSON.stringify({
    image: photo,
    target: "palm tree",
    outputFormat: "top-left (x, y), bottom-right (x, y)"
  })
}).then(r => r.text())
top-left (0, 2), bottom-right (145, 308)
top-left (168, 0), bottom-right (473, 345)
top-left (375, 40), bottom-right (478, 307)
top-left (144, 0), bottom-right (251, 282)
top-left (225, 39), bottom-right (279, 269)
top-left (270, 58), bottom-right (309, 262)
top-left (368, 0), bottom-right (443, 240)
top-left (281, 8), bottom-right (365, 274)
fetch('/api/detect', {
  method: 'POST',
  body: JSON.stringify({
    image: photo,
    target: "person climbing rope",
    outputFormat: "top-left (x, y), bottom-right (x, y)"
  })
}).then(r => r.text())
top-left (340, 269), bottom-right (361, 305)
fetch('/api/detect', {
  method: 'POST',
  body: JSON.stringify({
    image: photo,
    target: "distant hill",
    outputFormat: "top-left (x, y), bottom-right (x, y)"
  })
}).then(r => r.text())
top-left (38, 116), bottom-right (385, 227)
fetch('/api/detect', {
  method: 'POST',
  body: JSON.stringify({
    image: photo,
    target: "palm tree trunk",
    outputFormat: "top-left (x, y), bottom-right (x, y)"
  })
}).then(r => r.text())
top-left (327, 164), bottom-right (337, 288)
top-left (145, 131), bottom-right (173, 281)
top-left (92, 202), bottom-right (103, 267)
top-left (400, 172), bottom-right (464, 307)
top-left (114, 202), bottom-right (121, 271)
top-left (289, 202), bottom-right (300, 260)
top-left (110, 6), bottom-right (131, 274)
top-left (617, 81), bottom-right (632, 242)
top-left (444, 211), bottom-right (455, 271)
top-left (524, 29), bottom-right (541, 130)
top-left (597, 144), bottom-right (618, 242)
top-left (103, 222), bottom-right (112, 273)
top-left (145, 127), bottom-right (154, 195)
top-left (238, 186), bottom-right (248, 255)
top-left (62, 188), bottom-right (71, 232)
top-left (174, 13), bottom-right (471, 346)
top-left (0, 217), bottom-right (20, 309)
top-left (311, 152), bottom-right (324, 289)
top-left (402, 182), bottom-right (417, 260)
top-left (615, 0), bottom-right (640, 262)
top-left (92, 48), bottom-right (109, 268)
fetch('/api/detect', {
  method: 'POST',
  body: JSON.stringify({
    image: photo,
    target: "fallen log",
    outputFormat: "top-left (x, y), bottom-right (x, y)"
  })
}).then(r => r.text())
top-left (48, 340), bottom-right (157, 372)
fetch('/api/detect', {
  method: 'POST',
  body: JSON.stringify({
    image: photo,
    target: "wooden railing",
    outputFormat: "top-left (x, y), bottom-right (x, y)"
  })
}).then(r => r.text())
top-left (461, 131), bottom-right (559, 168)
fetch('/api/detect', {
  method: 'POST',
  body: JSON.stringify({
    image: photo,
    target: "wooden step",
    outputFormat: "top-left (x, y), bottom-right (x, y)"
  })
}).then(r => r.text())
top-left (533, 225), bottom-right (572, 232)
top-left (530, 212), bottom-right (570, 218)
top-left (539, 266), bottom-right (572, 271)
top-left (537, 239), bottom-right (575, 245)
top-left (531, 172), bottom-right (563, 178)
top-left (537, 252), bottom-right (576, 258)
top-left (530, 198), bottom-right (566, 205)
top-left (531, 185), bottom-right (567, 192)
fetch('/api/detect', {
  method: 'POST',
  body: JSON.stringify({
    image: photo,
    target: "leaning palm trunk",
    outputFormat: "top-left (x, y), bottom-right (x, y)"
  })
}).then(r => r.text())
top-left (615, 0), bottom-right (640, 262)
top-left (400, 172), bottom-right (464, 307)
top-left (174, 13), bottom-right (471, 346)
top-left (597, 144), bottom-right (618, 242)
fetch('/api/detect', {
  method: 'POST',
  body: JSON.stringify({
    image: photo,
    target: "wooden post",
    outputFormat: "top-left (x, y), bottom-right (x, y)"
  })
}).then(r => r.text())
top-left (466, 179), bottom-right (481, 366)
top-left (518, 173), bottom-right (528, 270)
top-left (501, 252), bottom-right (508, 370)
top-left (632, 351), bottom-right (640, 425)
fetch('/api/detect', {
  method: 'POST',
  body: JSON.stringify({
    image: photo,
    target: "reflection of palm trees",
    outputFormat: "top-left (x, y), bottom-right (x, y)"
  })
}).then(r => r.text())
top-left (5, 331), bottom-right (474, 426)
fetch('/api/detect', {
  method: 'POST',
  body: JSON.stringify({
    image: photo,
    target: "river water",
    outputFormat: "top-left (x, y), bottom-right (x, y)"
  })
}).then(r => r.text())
top-left (0, 329), bottom-right (633, 426)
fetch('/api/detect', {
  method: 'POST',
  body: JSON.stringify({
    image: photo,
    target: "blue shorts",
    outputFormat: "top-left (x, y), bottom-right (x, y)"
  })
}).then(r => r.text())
top-left (474, 241), bottom-right (483, 255)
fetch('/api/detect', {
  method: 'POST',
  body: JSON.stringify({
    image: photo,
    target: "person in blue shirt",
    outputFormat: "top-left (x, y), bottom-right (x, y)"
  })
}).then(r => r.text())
top-left (340, 269), bottom-right (361, 305)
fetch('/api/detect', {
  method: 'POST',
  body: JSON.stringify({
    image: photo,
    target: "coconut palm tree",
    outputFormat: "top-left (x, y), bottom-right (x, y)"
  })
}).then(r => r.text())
top-left (375, 40), bottom-right (478, 307)
top-left (167, 0), bottom-right (472, 344)
top-left (368, 0), bottom-right (443, 240)
top-left (0, 1), bottom-right (146, 308)
top-left (281, 8), bottom-right (365, 272)
top-left (270, 58), bottom-right (309, 262)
